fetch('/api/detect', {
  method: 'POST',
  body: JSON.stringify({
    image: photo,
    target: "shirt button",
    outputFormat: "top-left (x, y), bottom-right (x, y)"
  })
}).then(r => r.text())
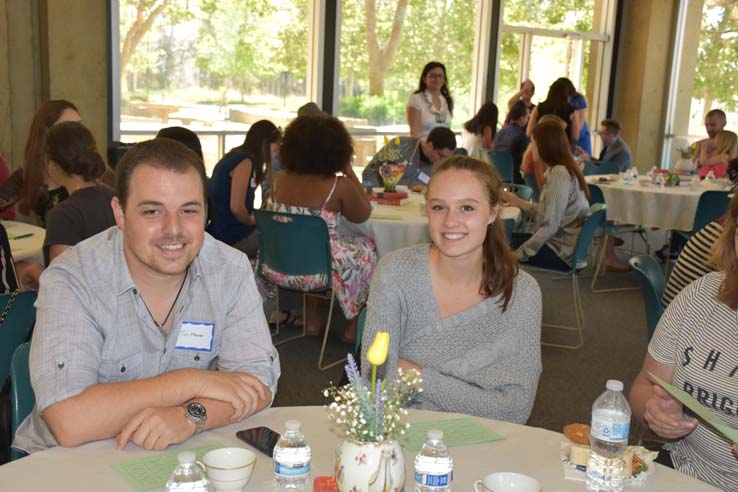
top-left (120, 366), bottom-right (126, 373)
top-left (56, 361), bottom-right (65, 369)
top-left (194, 355), bottom-right (200, 361)
top-left (132, 288), bottom-right (138, 295)
top-left (163, 348), bottom-right (167, 354)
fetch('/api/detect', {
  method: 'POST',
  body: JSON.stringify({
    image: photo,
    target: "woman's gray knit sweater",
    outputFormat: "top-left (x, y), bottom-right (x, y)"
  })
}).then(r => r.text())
top-left (361, 244), bottom-right (542, 423)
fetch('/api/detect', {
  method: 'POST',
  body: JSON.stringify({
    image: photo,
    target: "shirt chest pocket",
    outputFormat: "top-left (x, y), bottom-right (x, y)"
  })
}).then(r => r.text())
top-left (99, 353), bottom-right (143, 383)
top-left (170, 349), bottom-right (218, 371)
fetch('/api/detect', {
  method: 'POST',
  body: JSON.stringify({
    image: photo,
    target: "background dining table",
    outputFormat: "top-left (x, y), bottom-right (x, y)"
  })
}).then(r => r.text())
top-left (587, 176), bottom-right (721, 231)
top-left (0, 406), bottom-right (720, 491)
top-left (340, 192), bottom-right (522, 258)
top-left (3, 220), bottom-right (45, 264)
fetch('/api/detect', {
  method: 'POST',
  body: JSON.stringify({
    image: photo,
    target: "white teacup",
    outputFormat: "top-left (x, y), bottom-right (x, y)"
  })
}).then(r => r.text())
top-left (473, 472), bottom-right (541, 492)
top-left (203, 447), bottom-right (256, 492)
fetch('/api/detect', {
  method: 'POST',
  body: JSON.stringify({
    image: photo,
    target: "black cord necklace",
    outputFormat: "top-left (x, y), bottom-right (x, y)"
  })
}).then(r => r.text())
top-left (142, 268), bottom-right (188, 334)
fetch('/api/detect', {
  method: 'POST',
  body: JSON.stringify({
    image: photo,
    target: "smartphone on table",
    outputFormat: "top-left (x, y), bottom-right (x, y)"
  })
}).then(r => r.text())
top-left (236, 426), bottom-right (281, 458)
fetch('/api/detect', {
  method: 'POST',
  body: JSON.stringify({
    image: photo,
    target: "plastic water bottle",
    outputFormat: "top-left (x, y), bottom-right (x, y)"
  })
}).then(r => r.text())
top-left (706, 170), bottom-right (716, 184)
top-left (630, 168), bottom-right (639, 182)
top-left (274, 420), bottom-right (311, 489)
top-left (414, 429), bottom-right (453, 492)
top-left (586, 380), bottom-right (631, 492)
top-left (654, 173), bottom-right (665, 187)
top-left (166, 451), bottom-right (209, 492)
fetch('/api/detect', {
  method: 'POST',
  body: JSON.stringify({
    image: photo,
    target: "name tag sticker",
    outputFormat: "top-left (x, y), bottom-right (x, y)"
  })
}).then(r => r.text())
top-left (417, 171), bottom-right (431, 184)
top-left (175, 322), bottom-right (214, 351)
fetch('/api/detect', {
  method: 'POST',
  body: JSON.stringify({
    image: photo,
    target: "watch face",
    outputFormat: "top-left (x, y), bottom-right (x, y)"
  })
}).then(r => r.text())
top-left (187, 402), bottom-right (207, 420)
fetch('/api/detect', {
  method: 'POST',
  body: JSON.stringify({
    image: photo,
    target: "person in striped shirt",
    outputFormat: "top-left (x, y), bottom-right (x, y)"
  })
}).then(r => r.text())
top-left (628, 191), bottom-right (738, 491)
top-left (661, 157), bottom-right (738, 308)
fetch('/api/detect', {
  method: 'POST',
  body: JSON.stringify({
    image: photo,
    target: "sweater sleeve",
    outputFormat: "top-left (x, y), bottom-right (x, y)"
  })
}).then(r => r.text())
top-left (516, 167), bottom-right (571, 261)
top-left (417, 275), bottom-right (543, 423)
top-left (361, 253), bottom-right (404, 381)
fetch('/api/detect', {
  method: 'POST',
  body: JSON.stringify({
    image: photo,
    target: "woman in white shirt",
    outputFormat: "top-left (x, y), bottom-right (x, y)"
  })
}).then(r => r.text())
top-left (407, 62), bottom-right (453, 139)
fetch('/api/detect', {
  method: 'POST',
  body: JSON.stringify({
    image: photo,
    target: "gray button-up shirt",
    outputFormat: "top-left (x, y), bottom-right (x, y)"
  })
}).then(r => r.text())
top-left (13, 226), bottom-right (280, 453)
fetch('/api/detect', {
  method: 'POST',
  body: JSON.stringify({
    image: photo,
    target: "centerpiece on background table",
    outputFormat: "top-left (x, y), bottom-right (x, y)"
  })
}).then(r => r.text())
top-left (324, 332), bottom-right (422, 492)
top-left (375, 137), bottom-right (408, 192)
top-left (674, 143), bottom-right (697, 173)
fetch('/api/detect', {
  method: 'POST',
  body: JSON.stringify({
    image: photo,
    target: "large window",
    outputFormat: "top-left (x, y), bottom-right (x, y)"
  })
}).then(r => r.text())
top-left (114, 0), bottom-right (309, 174)
top-left (495, 0), bottom-right (615, 153)
top-left (663, 0), bottom-right (738, 167)
top-left (336, 0), bottom-right (482, 166)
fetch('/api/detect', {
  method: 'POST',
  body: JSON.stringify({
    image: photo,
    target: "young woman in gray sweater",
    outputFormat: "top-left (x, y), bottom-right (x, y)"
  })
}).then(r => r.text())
top-left (361, 156), bottom-right (542, 422)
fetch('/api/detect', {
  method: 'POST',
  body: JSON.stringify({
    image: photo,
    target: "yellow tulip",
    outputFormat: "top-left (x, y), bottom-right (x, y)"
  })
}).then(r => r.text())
top-left (366, 332), bottom-right (390, 366)
top-left (393, 137), bottom-right (401, 145)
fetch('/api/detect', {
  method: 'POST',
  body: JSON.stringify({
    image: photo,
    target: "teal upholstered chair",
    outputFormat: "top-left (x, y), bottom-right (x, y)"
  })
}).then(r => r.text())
top-left (254, 210), bottom-right (346, 370)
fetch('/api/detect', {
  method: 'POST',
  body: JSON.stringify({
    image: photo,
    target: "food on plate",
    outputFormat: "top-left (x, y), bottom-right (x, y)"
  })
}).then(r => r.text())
top-left (410, 184), bottom-right (427, 193)
top-left (563, 423), bottom-right (590, 445)
top-left (569, 443), bottom-right (590, 467)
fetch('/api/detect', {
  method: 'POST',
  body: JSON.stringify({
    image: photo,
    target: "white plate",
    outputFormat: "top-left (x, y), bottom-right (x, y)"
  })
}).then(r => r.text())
top-left (559, 442), bottom-right (655, 486)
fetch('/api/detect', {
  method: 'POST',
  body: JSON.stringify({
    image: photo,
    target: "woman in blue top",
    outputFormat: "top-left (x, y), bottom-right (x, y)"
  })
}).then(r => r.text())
top-left (207, 120), bottom-right (280, 256)
top-left (559, 77), bottom-right (592, 156)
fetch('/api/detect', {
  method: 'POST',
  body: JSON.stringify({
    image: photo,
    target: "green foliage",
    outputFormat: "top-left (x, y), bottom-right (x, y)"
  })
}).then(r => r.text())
top-left (693, 1), bottom-right (738, 113)
top-left (339, 94), bottom-right (407, 125)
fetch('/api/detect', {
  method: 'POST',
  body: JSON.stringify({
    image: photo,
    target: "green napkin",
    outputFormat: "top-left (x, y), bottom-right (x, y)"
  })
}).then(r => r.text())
top-left (650, 373), bottom-right (738, 444)
top-left (112, 442), bottom-right (225, 491)
top-left (399, 418), bottom-right (504, 452)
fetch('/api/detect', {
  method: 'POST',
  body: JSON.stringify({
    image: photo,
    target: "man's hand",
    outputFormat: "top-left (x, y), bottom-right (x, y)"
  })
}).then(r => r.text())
top-left (575, 146), bottom-right (591, 162)
top-left (116, 406), bottom-right (195, 451)
top-left (194, 371), bottom-right (268, 421)
top-left (644, 384), bottom-right (698, 439)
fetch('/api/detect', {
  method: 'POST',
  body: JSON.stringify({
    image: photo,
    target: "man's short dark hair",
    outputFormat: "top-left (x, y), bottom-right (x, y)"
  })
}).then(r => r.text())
top-left (427, 127), bottom-right (457, 151)
top-left (600, 118), bottom-right (622, 136)
top-left (115, 138), bottom-right (208, 210)
top-left (707, 109), bottom-right (727, 123)
top-left (509, 101), bottom-right (528, 122)
top-left (156, 126), bottom-right (204, 160)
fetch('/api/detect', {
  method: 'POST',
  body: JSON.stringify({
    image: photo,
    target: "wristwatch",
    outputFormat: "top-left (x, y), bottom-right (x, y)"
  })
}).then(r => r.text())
top-left (184, 402), bottom-right (207, 435)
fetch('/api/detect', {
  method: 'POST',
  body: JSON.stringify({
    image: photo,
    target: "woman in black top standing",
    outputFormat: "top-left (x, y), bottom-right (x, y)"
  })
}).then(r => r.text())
top-left (526, 78), bottom-right (581, 146)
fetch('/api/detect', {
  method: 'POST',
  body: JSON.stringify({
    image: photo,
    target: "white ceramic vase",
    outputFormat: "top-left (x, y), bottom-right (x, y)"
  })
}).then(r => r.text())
top-left (674, 157), bottom-right (696, 173)
top-left (334, 439), bottom-right (405, 492)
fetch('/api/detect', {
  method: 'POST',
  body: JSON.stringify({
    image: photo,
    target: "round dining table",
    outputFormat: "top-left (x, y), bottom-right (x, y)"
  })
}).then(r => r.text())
top-left (339, 192), bottom-right (522, 258)
top-left (3, 220), bottom-right (45, 264)
top-left (586, 176), bottom-right (723, 231)
top-left (0, 406), bottom-right (720, 491)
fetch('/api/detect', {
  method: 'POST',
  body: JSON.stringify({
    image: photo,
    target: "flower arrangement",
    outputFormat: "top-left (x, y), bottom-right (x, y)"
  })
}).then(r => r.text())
top-left (375, 137), bottom-right (404, 164)
top-left (324, 333), bottom-right (422, 443)
top-left (677, 143), bottom-right (696, 159)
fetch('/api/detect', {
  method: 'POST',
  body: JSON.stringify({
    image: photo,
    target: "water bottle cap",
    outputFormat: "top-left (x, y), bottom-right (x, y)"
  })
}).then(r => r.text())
top-left (177, 451), bottom-right (196, 464)
top-left (285, 420), bottom-right (301, 431)
top-left (428, 429), bottom-right (443, 440)
top-left (606, 379), bottom-right (624, 392)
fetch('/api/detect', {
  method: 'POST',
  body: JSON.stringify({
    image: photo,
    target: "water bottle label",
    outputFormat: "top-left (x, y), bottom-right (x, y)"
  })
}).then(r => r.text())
top-left (274, 462), bottom-right (310, 477)
top-left (415, 471), bottom-right (452, 487)
top-left (591, 417), bottom-right (629, 442)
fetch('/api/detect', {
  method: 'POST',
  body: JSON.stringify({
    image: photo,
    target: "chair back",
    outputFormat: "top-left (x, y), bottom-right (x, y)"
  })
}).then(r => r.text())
top-left (489, 150), bottom-right (514, 182)
top-left (522, 173), bottom-right (540, 202)
top-left (504, 184), bottom-right (533, 202)
top-left (0, 291), bottom-right (37, 387)
top-left (583, 160), bottom-right (619, 176)
top-left (504, 218), bottom-right (516, 243)
top-left (570, 203), bottom-right (607, 269)
top-left (629, 256), bottom-right (666, 340)
top-left (354, 308), bottom-right (367, 354)
top-left (587, 184), bottom-right (605, 205)
top-left (254, 210), bottom-right (333, 292)
top-left (692, 191), bottom-right (730, 234)
top-left (10, 342), bottom-right (33, 440)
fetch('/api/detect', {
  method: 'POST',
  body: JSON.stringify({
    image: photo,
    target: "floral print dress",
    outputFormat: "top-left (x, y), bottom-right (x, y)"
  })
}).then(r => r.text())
top-left (260, 176), bottom-right (377, 320)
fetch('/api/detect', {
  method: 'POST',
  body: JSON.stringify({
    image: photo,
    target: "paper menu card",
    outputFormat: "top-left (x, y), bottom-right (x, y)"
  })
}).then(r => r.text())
top-left (112, 442), bottom-right (225, 491)
top-left (650, 373), bottom-right (738, 444)
top-left (399, 417), bottom-right (504, 452)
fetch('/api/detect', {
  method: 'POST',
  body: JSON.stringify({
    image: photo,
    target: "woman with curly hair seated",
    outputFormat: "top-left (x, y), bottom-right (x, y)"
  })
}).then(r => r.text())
top-left (264, 115), bottom-right (376, 343)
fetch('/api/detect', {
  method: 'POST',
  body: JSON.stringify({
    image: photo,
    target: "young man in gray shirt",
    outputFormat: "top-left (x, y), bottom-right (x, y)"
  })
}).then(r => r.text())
top-left (13, 139), bottom-right (280, 454)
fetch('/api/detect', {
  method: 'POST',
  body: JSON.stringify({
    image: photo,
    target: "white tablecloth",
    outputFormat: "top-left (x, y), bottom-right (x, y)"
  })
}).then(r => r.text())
top-left (3, 220), bottom-right (45, 264)
top-left (339, 193), bottom-right (521, 258)
top-left (587, 177), bottom-right (709, 231)
top-left (0, 406), bottom-right (719, 491)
